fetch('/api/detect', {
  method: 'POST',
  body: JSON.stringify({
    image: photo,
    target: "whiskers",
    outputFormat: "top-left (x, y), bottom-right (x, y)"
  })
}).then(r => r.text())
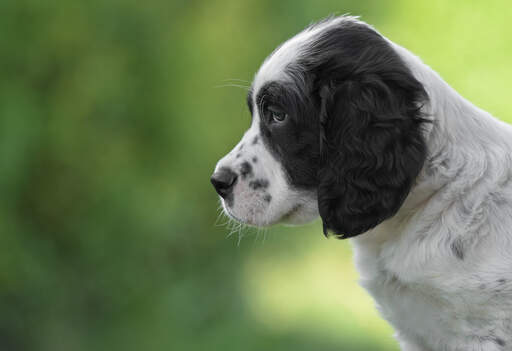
top-left (214, 78), bottom-right (251, 91)
top-left (214, 201), bottom-right (271, 246)
top-left (254, 226), bottom-right (270, 245)
top-left (214, 203), bottom-right (230, 227)
top-left (226, 220), bottom-right (248, 246)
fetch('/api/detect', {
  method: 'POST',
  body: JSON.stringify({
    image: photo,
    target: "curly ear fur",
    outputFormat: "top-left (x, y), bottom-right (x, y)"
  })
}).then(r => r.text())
top-left (318, 72), bottom-right (429, 238)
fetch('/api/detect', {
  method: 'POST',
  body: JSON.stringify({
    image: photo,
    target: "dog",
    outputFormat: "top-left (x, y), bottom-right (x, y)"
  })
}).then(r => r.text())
top-left (211, 16), bottom-right (512, 351)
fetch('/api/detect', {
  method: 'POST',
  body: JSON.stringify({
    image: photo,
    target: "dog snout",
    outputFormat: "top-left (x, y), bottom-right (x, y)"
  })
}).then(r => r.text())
top-left (210, 167), bottom-right (238, 198)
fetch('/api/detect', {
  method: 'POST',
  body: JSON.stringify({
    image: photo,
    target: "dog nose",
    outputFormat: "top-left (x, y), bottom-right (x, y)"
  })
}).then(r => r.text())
top-left (210, 168), bottom-right (238, 198)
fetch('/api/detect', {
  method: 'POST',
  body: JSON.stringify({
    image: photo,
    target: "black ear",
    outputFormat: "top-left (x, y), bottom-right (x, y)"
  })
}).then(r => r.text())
top-left (317, 73), bottom-right (428, 238)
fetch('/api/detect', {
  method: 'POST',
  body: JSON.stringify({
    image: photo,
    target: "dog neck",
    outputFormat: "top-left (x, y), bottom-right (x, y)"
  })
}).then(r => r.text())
top-left (363, 42), bottom-right (512, 242)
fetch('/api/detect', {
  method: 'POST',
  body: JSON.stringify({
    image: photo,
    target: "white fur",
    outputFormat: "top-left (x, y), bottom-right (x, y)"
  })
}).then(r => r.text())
top-left (353, 40), bottom-right (512, 351)
top-left (214, 115), bottom-right (318, 227)
top-left (216, 17), bottom-right (512, 350)
top-left (253, 17), bottom-right (350, 94)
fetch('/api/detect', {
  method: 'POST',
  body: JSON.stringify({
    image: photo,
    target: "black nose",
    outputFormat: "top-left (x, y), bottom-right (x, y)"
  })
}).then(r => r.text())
top-left (210, 168), bottom-right (238, 198)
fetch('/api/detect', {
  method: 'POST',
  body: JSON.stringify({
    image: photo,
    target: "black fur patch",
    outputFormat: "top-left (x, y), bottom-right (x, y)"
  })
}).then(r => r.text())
top-left (264, 194), bottom-right (272, 202)
top-left (249, 179), bottom-right (269, 190)
top-left (247, 88), bottom-right (254, 116)
top-left (493, 337), bottom-right (506, 347)
top-left (256, 80), bottom-right (320, 189)
top-left (240, 161), bottom-right (253, 179)
top-left (492, 337), bottom-right (506, 347)
top-left (252, 157), bottom-right (258, 163)
top-left (255, 18), bottom-right (429, 237)
top-left (451, 238), bottom-right (465, 260)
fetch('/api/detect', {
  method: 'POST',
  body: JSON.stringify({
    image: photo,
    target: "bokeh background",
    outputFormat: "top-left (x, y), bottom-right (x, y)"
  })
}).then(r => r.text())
top-left (1, 0), bottom-right (511, 350)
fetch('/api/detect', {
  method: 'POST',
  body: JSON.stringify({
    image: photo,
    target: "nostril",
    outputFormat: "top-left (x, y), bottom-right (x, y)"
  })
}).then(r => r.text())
top-left (210, 168), bottom-right (238, 198)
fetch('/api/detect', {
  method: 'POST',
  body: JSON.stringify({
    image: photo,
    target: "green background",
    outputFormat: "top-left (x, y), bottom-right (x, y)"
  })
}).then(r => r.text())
top-left (1, 0), bottom-right (511, 350)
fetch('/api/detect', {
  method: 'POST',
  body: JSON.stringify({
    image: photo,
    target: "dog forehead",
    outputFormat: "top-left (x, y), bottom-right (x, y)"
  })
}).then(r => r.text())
top-left (251, 18), bottom-right (338, 96)
top-left (252, 33), bottom-right (306, 91)
top-left (251, 16), bottom-right (365, 100)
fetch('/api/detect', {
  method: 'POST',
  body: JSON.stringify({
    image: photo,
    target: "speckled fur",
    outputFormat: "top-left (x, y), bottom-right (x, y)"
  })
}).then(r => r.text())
top-left (213, 17), bottom-right (512, 350)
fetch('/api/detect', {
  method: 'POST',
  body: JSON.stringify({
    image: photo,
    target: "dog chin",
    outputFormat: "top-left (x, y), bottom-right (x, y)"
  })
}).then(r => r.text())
top-left (280, 206), bottom-right (319, 226)
top-left (221, 204), bottom-right (272, 227)
top-left (223, 201), bottom-right (319, 228)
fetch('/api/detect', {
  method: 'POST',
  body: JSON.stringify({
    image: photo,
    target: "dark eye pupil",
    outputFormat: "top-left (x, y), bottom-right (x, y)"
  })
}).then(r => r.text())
top-left (272, 111), bottom-right (285, 121)
top-left (265, 105), bottom-right (286, 122)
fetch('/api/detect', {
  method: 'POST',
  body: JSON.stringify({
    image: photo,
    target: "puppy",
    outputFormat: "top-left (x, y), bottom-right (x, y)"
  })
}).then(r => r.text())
top-left (211, 16), bottom-right (512, 351)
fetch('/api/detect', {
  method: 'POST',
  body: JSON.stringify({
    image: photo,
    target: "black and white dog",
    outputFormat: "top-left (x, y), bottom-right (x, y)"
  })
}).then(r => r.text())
top-left (211, 16), bottom-right (512, 351)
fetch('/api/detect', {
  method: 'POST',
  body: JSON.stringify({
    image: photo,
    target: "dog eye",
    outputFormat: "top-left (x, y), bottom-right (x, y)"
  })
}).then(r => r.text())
top-left (266, 105), bottom-right (287, 123)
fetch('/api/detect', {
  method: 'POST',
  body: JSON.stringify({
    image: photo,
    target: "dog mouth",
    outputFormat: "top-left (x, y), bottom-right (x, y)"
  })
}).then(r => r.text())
top-left (222, 197), bottom-right (304, 228)
top-left (222, 204), bottom-right (269, 227)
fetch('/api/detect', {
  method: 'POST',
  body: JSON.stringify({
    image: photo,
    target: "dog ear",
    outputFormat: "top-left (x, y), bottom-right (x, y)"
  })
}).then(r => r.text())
top-left (317, 74), bottom-right (428, 238)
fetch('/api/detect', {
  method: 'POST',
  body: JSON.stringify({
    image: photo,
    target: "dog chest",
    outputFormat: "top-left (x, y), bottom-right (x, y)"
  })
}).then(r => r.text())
top-left (352, 238), bottom-right (512, 350)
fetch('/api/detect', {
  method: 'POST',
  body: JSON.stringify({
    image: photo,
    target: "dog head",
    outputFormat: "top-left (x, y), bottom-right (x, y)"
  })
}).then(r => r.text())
top-left (211, 16), bottom-right (429, 238)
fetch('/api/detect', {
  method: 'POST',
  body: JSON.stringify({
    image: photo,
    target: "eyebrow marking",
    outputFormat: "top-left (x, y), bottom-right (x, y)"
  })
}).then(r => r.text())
top-left (254, 81), bottom-right (285, 115)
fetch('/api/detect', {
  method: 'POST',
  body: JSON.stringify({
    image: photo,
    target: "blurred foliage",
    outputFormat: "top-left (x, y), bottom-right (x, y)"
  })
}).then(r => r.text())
top-left (0, 0), bottom-right (510, 350)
